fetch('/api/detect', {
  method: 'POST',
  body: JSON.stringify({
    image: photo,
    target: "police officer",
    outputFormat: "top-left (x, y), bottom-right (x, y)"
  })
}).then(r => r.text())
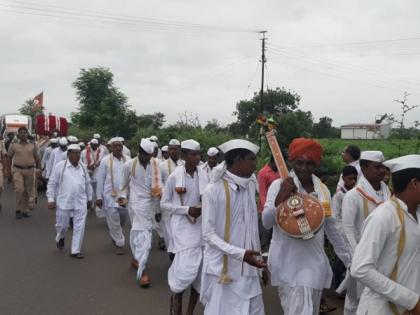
top-left (7, 127), bottom-right (41, 219)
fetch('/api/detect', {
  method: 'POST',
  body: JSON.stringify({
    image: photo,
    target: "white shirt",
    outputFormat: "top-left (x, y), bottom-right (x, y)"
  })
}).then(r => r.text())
top-left (201, 162), bottom-right (216, 175)
top-left (122, 145), bottom-right (131, 158)
top-left (342, 178), bottom-right (390, 254)
top-left (81, 147), bottom-right (106, 180)
top-left (47, 159), bottom-right (92, 210)
top-left (41, 146), bottom-right (53, 176)
top-left (332, 189), bottom-right (346, 224)
top-left (160, 167), bottom-right (203, 252)
top-left (96, 154), bottom-right (129, 209)
top-left (160, 158), bottom-right (184, 185)
top-left (202, 173), bottom-right (262, 299)
top-left (336, 160), bottom-right (361, 192)
top-left (45, 147), bottom-right (67, 179)
top-left (351, 198), bottom-right (420, 314)
top-left (263, 174), bottom-right (352, 289)
top-left (119, 157), bottom-right (158, 230)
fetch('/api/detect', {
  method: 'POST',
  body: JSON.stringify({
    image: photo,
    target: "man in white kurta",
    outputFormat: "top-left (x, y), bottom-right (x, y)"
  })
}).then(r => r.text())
top-left (159, 139), bottom-right (184, 257)
top-left (342, 151), bottom-right (391, 315)
top-left (201, 147), bottom-right (219, 175)
top-left (47, 144), bottom-right (92, 259)
top-left (336, 145), bottom-right (361, 192)
top-left (351, 155), bottom-right (420, 315)
top-left (96, 137), bottom-right (130, 255)
top-left (118, 138), bottom-right (162, 287)
top-left (263, 138), bottom-right (352, 315)
top-left (201, 139), bottom-right (266, 315)
top-left (41, 138), bottom-right (58, 178)
top-left (161, 139), bottom-right (209, 315)
top-left (81, 139), bottom-right (106, 211)
top-left (45, 137), bottom-right (68, 179)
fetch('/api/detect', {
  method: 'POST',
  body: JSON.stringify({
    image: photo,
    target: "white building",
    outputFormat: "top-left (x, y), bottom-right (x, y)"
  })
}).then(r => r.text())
top-left (340, 123), bottom-right (391, 139)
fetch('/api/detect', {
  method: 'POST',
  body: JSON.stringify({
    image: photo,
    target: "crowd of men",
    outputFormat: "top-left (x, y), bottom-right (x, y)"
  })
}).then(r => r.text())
top-left (0, 126), bottom-right (419, 315)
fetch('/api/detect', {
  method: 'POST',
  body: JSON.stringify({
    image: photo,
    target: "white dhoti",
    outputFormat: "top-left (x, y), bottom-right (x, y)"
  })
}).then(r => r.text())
top-left (277, 285), bottom-right (322, 315)
top-left (55, 207), bottom-right (87, 254)
top-left (104, 206), bottom-right (128, 247)
top-left (130, 229), bottom-right (152, 280)
top-left (161, 217), bottom-right (174, 252)
top-left (202, 275), bottom-right (264, 315)
top-left (153, 219), bottom-right (164, 238)
top-left (168, 247), bottom-right (202, 293)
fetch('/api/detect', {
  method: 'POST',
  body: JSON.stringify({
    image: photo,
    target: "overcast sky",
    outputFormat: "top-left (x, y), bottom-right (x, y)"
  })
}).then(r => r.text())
top-left (1, 0), bottom-right (420, 128)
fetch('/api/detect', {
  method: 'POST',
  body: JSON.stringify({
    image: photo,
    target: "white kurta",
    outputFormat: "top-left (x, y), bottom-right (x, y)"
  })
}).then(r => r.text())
top-left (263, 172), bottom-right (352, 315)
top-left (341, 176), bottom-right (391, 314)
top-left (80, 147), bottom-right (106, 182)
top-left (336, 160), bottom-right (361, 192)
top-left (201, 172), bottom-right (263, 315)
top-left (96, 154), bottom-right (130, 247)
top-left (351, 198), bottom-right (420, 315)
top-left (119, 157), bottom-right (160, 280)
top-left (45, 147), bottom-right (67, 179)
top-left (41, 146), bottom-right (53, 177)
top-left (161, 166), bottom-right (208, 293)
top-left (159, 158), bottom-right (184, 252)
top-left (47, 159), bottom-right (92, 254)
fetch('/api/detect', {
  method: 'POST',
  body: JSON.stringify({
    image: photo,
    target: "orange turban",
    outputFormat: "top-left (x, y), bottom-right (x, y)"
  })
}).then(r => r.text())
top-left (288, 138), bottom-right (323, 165)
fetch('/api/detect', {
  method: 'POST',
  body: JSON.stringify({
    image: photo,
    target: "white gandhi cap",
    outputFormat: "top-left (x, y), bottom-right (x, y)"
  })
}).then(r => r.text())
top-left (149, 135), bottom-right (158, 142)
top-left (161, 145), bottom-right (168, 152)
top-left (59, 137), bottom-right (68, 146)
top-left (67, 135), bottom-right (78, 143)
top-left (140, 138), bottom-right (154, 154)
top-left (169, 139), bottom-right (180, 146)
top-left (207, 147), bottom-right (219, 157)
top-left (383, 154), bottom-right (420, 173)
top-left (109, 137), bottom-right (124, 144)
top-left (93, 133), bottom-right (101, 139)
top-left (50, 138), bottom-right (58, 144)
top-left (181, 139), bottom-right (200, 151)
top-left (67, 144), bottom-right (81, 151)
top-left (219, 139), bottom-right (259, 155)
top-left (90, 138), bottom-right (99, 145)
top-left (360, 150), bottom-right (384, 163)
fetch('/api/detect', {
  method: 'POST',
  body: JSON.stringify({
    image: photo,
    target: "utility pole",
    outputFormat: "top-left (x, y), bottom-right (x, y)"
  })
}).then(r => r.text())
top-left (259, 31), bottom-right (267, 113)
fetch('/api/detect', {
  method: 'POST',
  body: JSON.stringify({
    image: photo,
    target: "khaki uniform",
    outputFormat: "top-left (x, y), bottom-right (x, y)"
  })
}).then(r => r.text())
top-left (7, 140), bottom-right (40, 213)
top-left (0, 140), bottom-right (7, 198)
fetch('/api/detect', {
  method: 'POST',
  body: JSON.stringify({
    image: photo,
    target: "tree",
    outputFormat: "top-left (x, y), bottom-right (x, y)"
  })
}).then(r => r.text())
top-left (137, 112), bottom-right (165, 129)
top-left (313, 116), bottom-right (339, 138)
top-left (276, 110), bottom-right (314, 147)
top-left (388, 92), bottom-right (420, 139)
top-left (234, 87), bottom-right (300, 137)
top-left (19, 98), bottom-right (43, 118)
top-left (71, 67), bottom-right (137, 139)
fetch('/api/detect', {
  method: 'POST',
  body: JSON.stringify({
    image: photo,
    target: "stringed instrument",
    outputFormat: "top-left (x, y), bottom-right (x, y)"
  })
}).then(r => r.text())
top-left (257, 116), bottom-right (324, 240)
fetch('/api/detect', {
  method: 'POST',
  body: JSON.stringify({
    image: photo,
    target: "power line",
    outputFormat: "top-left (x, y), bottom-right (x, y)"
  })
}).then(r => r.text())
top-left (267, 52), bottom-right (418, 93)
top-left (270, 36), bottom-right (420, 50)
top-left (0, 1), bottom-right (260, 34)
top-left (267, 45), bottom-right (420, 90)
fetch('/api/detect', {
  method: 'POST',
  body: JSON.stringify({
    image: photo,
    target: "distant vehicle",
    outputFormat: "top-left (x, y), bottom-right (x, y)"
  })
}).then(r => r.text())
top-left (0, 114), bottom-right (32, 139)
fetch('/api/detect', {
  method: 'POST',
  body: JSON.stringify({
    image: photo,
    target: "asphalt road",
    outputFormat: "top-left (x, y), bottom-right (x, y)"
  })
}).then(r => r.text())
top-left (0, 183), bottom-right (343, 315)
